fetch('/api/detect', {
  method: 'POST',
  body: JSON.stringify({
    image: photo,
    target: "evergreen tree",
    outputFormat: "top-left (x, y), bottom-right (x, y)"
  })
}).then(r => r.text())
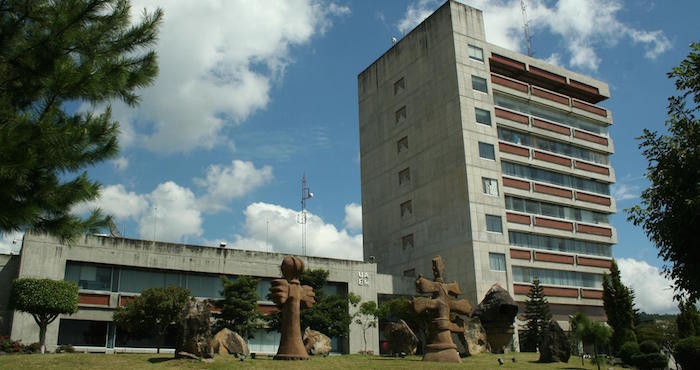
top-left (0, 0), bottom-right (163, 242)
top-left (677, 299), bottom-right (700, 339)
top-left (520, 278), bottom-right (552, 352)
top-left (602, 259), bottom-right (637, 353)
top-left (213, 275), bottom-right (264, 339)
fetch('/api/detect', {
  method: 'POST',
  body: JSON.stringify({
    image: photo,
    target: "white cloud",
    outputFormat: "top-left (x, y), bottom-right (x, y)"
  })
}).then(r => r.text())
top-left (397, 0), bottom-right (671, 71)
top-left (228, 202), bottom-right (363, 260)
top-left (0, 232), bottom-right (23, 255)
top-left (618, 258), bottom-right (678, 314)
top-left (111, 157), bottom-right (129, 172)
top-left (139, 181), bottom-right (203, 243)
top-left (343, 203), bottom-right (362, 231)
top-left (106, 1), bottom-right (349, 154)
top-left (195, 160), bottom-right (274, 213)
top-left (72, 184), bottom-right (149, 220)
top-left (612, 183), bottom-right (640, 201)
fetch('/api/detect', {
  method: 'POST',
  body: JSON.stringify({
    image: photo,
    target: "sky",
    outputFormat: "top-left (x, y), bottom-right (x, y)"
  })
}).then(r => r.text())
top-left (1, 0), bottom-right (698, 314)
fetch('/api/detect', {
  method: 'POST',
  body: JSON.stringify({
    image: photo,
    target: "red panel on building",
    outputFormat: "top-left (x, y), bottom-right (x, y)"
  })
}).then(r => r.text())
top-left (502, 176), bottom-right (530, 191)
top-left (78, 293), bottom-right (110, 306)
top-left (534, 217), bottom-right (574, 231)
top-left (529, 66), bottom-right (567, 84)
top-left (490, 54), bottom-right (527, 71)
top-left (534, 251), bottom-right (575, 265)
top-left (581, 289), bottom-right (604, 299)
top-left (533, 183), bottom-right (573, 199)
top-left (532, 118), bottom-right (571, 135)
top-left (513, 284), bottom-right (532, 295)
top-left (491, 74), bottom-right (529, 94)
top-left (569, 80), bottom-right (600, 95)
top-left (574, 160), bottom-right (610, 175)
top-left (494, 107), bottom-right (529, 124)
top-left (499, 142), bottom-right (530, 157)
top-left (573, 99), bottom-right (608, 117)
top-left (578, 256), bottom-right (613, 268)
top-left (575, 192), bottom-right (611, 206)
top-left (533, 150), bottom-right (572, 167)
top-left (506, 212), bottom-right (531, 225)
top-left (510, 249), bottom-right (531, 260)
top-left (531, 86), bottom-right (570, 106)
top-left (542, 286), bottom-right (579, 298)
top-left (573, 129), bottom-right (608, 146)
top-left (119, 295), bottom-right (135, 307)
top-left (576, 224), bottom-right (613, 237)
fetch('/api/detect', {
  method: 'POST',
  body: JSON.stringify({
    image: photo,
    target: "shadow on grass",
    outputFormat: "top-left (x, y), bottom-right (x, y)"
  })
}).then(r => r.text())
top-left (147, 357), bottom-right (175, 364)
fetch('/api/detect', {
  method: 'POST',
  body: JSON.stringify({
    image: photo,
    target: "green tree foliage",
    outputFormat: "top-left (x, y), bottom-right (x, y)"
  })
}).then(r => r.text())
top-left (618, 341), bottom-right (642, 366)
top-left (9, 278), bottom-right (78, 353)
top-left (213, 275), bottom-right (264, 339)
top-left (571, 313), bottom-right (612, 370)
top-left (267, 268), bottom-right (355, 339)
top-left (602, 259), bottom-right (637, 352)
top-left (636, 320), bottom-right (678, 352)
top-left (627, 42), bottom-right (700, 302)
top-left (520, 278), bottom-right (551, 352)
top-left (113, 286), bottom-right (189, 354)
top-left (677, 299), bottom-right (700, 339)
top-left (354, 301), bottom-right (379, 353)
top-left (0, 0), bottom-right (163, 242)
top-left (675, 336), bottom-right (700, 370)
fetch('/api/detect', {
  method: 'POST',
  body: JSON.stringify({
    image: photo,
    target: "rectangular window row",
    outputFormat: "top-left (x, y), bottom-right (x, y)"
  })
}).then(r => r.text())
top-left (498, 127), bottom-right (608, 165)
top-left (501, 161), bottom-right (610, 196)
top-left (508, 231), bottom-right (612, 257)
top-left (512, 266), bottom-right (603, 288)
top-left (505, 195), bottom-right (610, 225)
top-left (494, 93), bottom-right (607, 135)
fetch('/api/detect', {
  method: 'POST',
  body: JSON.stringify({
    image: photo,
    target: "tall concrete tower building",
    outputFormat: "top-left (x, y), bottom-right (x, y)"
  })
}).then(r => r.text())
top-left (358, 1), bottom-right (616, 325)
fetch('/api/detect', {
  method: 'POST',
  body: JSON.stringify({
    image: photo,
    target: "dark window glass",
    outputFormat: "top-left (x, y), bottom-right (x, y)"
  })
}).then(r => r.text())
top-left (475, 108), bottom-right (492, 126)
top-left (397, 136), bottom-right (409, 153)
top-left (64, 262), bottom-right (112, 291)
top-left (58, 319), bottom-right (108, 347)
top-left (478, 142), bottom-right (495, 160)
top-left (472, 76), bottom-right (488, 93)
top-left (486, 215), bottom-right (503, 233)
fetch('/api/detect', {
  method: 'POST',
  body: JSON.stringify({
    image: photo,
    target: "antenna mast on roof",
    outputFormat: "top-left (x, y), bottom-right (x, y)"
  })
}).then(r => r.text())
top-left (297, 174), bottom-right (313, 256)
top-left (521, 0), bottom-right (533, 57)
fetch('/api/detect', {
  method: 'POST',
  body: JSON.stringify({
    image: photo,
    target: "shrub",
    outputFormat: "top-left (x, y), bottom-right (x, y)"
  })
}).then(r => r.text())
top-left (618, 341), bottom-right (641, 365)
top-left (631, 352), bottom-right (667, 370)
top-left (639, 339), bottom-right (660, 354)
top-left (22, 342), bottom-right (41, 354)
top-left (0, 336), bottom-right (21, 353)
top-left (675, 336), bottom-right (700, 370)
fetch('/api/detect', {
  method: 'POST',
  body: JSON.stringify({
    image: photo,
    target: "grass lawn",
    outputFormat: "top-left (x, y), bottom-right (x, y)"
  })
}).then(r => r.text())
top-left (0, 352), bottom-right (619, 370)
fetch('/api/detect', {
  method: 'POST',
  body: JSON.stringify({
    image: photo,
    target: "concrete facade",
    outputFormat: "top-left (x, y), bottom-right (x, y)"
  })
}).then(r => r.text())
top-left (9, 233), bottom-right (413, 354)
top-left (359, 0), bottom-right (615, 329)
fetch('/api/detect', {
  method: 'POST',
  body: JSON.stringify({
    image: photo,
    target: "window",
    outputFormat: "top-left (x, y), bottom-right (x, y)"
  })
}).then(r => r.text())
top-left (498, 127), bottom-right (608, 165)
top-left (512, 266), bottom-right (603, 288)
top-left (482, 177), bottom-right (498, 196)
top-left (403, 268), bottom-right (416, 277)
top-left (472, 75), bottom-right (488, 93)
top-left (478, 142), bottom-right (496, 160)
top-left (397, 136), bottom-right (409, 153)
top-left (400, 200), bottom-right (413, 218)
top-left (394, 77), bottom-right (405, 95)
top-left (401, 234), bottom-right (414, 249)
top-left (489, 253), bottom-right (506, 271)
top-left (501, 161), bottom-right (610, 195)
top-left (399, 168), bottom-right (411, 186)
top-left (468, 44), bottom-right (484, 62)
top-left (395, 106), bottom-right (407, 124)
top-left (65, 262), bottom-right (113, 291)
top-left (508, 231), bottom-right (612, 257)
top-left (486, 214), bottom-right (503, 233)
top-left (58, 320), bottom-right (108, 347)
top-left (505, 196), bottom-right (610, 225)
top-left (475, 108), bottom-right (492, 126)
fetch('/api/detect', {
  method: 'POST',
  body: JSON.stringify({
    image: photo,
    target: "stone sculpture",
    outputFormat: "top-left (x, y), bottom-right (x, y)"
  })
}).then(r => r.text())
top-left (175, 298), bottom-right (213, 360)
top-left (303, 327), bottom-right (332, 356)
top-left (538, 320), bottom-right (570, 363)
top-left (412, 256), bottom-right (472, 363)
top-left (269, 256), bottom-right (316, 360)
top-left (383, 319), bottom-right (419, 355)
top-left (212, 328), bottom-right (249, 356)
top-left (452, 315), bottom-right (491, 356)
top-left (472, 283), bottom-right (518, 353)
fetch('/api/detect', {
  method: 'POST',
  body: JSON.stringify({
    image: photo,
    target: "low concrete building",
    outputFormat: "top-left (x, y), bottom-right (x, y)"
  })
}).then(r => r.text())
top-left (5, 233), bottom-right (413, 354)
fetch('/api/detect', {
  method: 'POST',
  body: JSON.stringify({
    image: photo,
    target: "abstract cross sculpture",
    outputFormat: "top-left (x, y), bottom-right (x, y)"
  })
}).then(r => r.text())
top-left (412, 256), bottom-right (472, 362)
top-left (270, 256), bottom-right (316, 360)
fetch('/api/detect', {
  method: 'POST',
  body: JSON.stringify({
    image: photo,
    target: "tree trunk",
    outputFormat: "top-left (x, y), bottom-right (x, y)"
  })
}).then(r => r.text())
top-left (362, 327), bottom-right (367, 353)
top-left (594, 343), bottom-right (600, 370)
top-left (39, 324), bottom-right (47, 354)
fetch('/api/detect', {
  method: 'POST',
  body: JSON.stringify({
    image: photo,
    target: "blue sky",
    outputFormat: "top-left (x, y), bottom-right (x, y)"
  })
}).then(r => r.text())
top-left (2, 0), bottom-right (698, 313)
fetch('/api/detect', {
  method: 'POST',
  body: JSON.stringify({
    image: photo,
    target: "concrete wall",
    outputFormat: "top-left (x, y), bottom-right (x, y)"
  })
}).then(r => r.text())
top-left (0, 254), bottom-right (20, 335)
top-left (11, 233), bottom-right (404, 354)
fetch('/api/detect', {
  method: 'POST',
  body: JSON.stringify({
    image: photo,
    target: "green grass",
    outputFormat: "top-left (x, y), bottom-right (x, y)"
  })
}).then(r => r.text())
top-left (0, 352), bottom-right (619, 370)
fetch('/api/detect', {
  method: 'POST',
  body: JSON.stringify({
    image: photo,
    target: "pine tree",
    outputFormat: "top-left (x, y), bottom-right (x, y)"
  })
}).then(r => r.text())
top-left (602, 259), bottom-right (637, 353)
top-left (214, 275), bottom-right (265, 339)
top-left (677, 299), bottom-right (700, 339)
top-left (0, 0), bottom-right (163, 242)
top-left (520, 278), bottom-right (552, 352)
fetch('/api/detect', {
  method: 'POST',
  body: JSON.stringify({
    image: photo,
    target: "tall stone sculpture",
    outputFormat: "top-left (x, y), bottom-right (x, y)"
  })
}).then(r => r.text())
top-left (412, 256), bottom-right (472, 362)
top-left (472, 283), bottom-right (518, 353)
top-left (269, 256), bottom-right (316, 360)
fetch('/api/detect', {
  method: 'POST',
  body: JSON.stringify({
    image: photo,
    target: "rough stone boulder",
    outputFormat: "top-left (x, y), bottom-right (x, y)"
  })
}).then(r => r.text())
top-left (303, 327), bottom-right (331, 356)
top-left (212, 328), bottom-right (249, 356)
top-left (383, 319), bottom-right (419, 355)
top-left (175, 298), bottom-right (213, 359)
top-left (472, 284), bottom-right (518, 353)
top-left (452, 316), bottom-right (491, 356)
top-left (539, 320), bottom-right (570, 363)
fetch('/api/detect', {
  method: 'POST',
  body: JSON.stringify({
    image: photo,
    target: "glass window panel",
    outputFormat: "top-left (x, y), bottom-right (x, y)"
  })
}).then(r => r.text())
top-left (478, 142), bottom-right (495, 160)
top-left (472, 76), bottom-right (488, 93)
top-left (501, 161), bottom-right (610, 195)
top-left (475, 108), bottom-right (492, 126)
top-left (257, 279), bottom-right (272, 301)
top-left (482, 177), bottom-right (498, 196)
top-left (489, 253), bottom-right (506, 271)
top-left (64, 262), bottom-right (112, 291)
top-left (508, 231), bottom-right (612, 257)
top-left (119, 268), bottom-right (175, 293)
top-left (58, 319), bottom-right (108, 347)
top-left (468, 45), bottom-right (484, 61)
top-left (187, 273), bottom-right (223, 298)
top-left (486, 214), bottom-right (503, 233)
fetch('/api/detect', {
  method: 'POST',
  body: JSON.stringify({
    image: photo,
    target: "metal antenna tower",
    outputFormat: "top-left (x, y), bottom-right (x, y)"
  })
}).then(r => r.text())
top-left (521, 0), bottom-right (533, 57)
top-left (297, 174), bottom-right (313, 256)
